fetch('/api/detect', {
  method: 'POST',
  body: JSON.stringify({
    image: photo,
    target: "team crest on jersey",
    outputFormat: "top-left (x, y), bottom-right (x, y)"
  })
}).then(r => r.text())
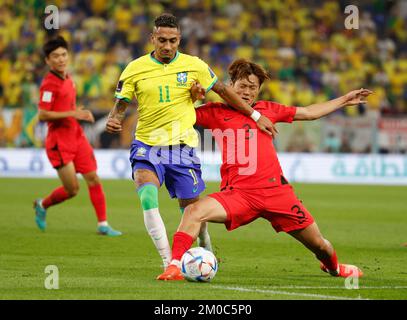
top-left (136, 147), bottom-right (147, 157)
top-left (177, 72), bottom-right (188, 84)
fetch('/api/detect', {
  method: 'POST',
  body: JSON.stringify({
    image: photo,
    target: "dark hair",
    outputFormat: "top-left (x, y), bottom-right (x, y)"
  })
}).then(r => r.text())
top-left (228, 59), bottom-right (270, 87)
top-left (154, 13), bottom-right (179, 29)
top-left (43, 36), bottom-right (68, 57)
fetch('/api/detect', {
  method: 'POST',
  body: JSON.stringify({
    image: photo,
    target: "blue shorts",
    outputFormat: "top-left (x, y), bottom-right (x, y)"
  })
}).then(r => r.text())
top-left (129, 139), bottom-right (205, 199)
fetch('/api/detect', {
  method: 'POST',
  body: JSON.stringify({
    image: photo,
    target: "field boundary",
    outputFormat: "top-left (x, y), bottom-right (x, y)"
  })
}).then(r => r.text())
top-left (212, 285), bottom-right (370, 300)
top-left (237, 285), bottom-right (407, 290)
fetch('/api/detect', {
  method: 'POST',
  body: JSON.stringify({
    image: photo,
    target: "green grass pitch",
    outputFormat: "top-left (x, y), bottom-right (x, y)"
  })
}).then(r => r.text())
top-left (0, 178), bottom-right (406, 300)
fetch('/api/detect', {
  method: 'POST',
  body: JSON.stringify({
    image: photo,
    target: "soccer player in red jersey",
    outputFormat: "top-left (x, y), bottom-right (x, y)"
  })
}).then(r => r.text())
top-left (33, 36), bottom-right (121, 236)
top-left (157, 59), bottom-right (372, 280)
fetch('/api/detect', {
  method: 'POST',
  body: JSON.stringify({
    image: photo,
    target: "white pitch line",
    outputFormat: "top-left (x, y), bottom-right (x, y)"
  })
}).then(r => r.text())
top-left (251, 286), bottom-right (407, 290)
top-left (213, 285), bottom-right (369, 300)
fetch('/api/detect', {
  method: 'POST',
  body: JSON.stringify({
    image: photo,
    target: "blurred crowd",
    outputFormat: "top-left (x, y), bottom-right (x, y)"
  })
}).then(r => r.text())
top-left (0, 0), bottom-right (406, 149)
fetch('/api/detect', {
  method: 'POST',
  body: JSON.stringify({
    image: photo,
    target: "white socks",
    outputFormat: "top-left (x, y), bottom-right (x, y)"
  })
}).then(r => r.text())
top-left (143, 208), bottom-right (172, 269)
top-left (198, 222), bottom-right (213, 252)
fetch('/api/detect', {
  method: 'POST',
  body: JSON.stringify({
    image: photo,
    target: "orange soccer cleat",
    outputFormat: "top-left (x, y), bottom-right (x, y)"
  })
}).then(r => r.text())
top-left (156, 264), bottom-right (184, 281)
top-left (320, 263), bottom-right (364, 278)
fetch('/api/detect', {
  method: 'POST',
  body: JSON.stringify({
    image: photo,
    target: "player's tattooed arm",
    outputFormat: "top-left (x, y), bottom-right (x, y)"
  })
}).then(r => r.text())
top-left (212, 81), bottom-right (278, 137)
top-left (211, 81), bottom-right (229, 104)
top-left (106, 99), bottom-right (129, 133)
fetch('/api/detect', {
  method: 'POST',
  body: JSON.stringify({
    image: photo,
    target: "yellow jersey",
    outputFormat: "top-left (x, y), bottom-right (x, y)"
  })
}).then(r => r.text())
top-left (115, 51), bottom-right (218, 147)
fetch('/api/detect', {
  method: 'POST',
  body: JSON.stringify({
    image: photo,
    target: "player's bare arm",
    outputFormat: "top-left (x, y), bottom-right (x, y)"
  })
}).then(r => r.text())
top-left (106, 98), bottom-right (129, 133)
top-left (38, 107), bottom-right (95, 123)
top-left (294, 88), bottom-right (373, 121)
top-left (207, 81), bottom-right (278, 137)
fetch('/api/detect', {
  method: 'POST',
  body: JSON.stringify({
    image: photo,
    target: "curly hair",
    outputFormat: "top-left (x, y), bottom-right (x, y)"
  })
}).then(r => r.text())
top-left (154, 13), bottom-right (179, 29)
top-left (228, 59), bottom-right (270, 87)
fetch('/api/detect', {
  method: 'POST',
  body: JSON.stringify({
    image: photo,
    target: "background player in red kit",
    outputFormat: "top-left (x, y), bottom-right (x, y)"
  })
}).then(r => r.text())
top-left (157, 59), bottom-right (372, 280)
top-left (34, 36), bottom-right (121, 236)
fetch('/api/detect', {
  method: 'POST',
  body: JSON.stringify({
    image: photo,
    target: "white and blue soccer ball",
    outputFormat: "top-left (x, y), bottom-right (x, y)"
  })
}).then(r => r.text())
top-left (181, 247), bottom-right (218, 282)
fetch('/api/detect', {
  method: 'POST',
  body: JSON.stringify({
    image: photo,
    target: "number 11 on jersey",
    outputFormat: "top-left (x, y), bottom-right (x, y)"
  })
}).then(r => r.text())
top-left (158, 85), bottom-right (171, 103)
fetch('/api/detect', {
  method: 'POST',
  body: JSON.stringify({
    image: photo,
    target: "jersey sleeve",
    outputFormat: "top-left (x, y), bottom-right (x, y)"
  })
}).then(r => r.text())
top-left (195, 103), bottom-right (218, 128)
top-left (262, 101), bottom-right (297, 123)
top-left (195, 58), bottom-right (218, 92)
top-left (114, 61), bottom-right (137, 102)
top-left (38, 81), bottom-right (58, 111)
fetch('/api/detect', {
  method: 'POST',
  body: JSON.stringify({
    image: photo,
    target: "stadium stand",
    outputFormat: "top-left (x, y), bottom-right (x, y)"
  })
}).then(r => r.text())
top-left (0, 0), bottom-right (406, 151)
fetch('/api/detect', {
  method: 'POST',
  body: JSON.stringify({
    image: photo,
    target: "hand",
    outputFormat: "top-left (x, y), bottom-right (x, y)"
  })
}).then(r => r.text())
top-left (343, 88), bottom-right (373, 106)
top-left (74, 106), bottom-right (95, 123)
top-left (106, 116), bottom-right (122, 133)
top-left (256, 115), bottom-right (278, 137)
top-left (190, 81), bottom-right (206, 102)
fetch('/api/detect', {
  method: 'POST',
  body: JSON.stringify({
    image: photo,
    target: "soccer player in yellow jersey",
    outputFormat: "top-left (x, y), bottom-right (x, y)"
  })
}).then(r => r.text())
top-left (106, 13), bottom-right (277, 270)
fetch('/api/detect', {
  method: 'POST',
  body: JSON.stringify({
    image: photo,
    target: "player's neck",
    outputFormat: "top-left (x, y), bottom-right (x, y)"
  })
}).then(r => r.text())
top-left (50, 69), bottom-right (66, 80)
top-left (152, 51), bottom-right (178, 64)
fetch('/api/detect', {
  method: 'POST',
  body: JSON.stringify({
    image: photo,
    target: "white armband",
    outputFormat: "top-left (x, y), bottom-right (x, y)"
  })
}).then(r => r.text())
top-left (250, 110), bottom-right (261, 122)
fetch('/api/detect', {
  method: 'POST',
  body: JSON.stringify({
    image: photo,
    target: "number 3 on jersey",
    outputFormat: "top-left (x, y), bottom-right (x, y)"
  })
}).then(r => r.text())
top-left (158, 85), bottom-right (171, 103)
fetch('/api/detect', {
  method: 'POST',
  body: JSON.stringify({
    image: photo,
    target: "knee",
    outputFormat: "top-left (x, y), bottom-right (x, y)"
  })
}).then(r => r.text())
top-left (134, 176), bottom-right (144, 189)
top-left (184, 203), bottom-right (205, 223)
top-left (86, 174), bottom-right (100, 187)
top-left (67, 185), bottom-right (79, 197)
top-left (134, 170), bottom-right (158, 189)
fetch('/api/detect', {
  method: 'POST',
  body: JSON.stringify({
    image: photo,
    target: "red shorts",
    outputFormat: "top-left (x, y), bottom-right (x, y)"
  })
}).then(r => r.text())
top-left (45, 132), bottom-right (97, 174)
top-left (209, 184), bottom-right (314, 233)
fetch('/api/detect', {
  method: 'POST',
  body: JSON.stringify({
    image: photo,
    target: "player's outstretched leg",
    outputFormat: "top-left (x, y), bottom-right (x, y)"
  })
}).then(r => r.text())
top-left (289, 222), bottom-right (363, 278)
top-left (180, 203), bottom-right (213, 252)
top-left (157, 196), bottom-right (226, 281)
top-left (83, 171), bottom-right (122, 236)
top-left (156, 231), bottom-right (193, 281)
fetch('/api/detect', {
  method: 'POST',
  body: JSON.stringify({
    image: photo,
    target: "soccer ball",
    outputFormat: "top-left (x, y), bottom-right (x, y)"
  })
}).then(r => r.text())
top-left (181, 247), bottom-right (218, 282)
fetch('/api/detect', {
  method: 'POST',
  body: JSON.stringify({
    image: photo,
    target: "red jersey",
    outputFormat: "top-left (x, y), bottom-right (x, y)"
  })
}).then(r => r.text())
top-left (38, 71), bottom-right (82, 140)
top-left (195, 101), bottom-right (297, 190)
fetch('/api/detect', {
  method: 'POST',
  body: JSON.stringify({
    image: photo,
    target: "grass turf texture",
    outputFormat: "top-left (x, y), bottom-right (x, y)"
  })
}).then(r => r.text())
top-left (0, 178), bottom-right (406, 300)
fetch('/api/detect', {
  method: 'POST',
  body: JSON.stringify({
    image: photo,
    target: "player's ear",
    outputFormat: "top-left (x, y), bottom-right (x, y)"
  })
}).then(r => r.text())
top-left (150, 27), bottom-right (157, 42)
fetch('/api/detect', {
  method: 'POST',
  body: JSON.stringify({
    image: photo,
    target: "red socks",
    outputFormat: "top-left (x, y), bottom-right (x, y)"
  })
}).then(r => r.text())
top-left (172, 231), bottom-right (194, 261)
top-left (42, 184), bottom-right (107, 223)
top-left (42, 186), bottom-right (71, 209)
top-left (88, 184), bottom-right (107, 222)
top-left (320, 251), bottom-right (338, 272)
